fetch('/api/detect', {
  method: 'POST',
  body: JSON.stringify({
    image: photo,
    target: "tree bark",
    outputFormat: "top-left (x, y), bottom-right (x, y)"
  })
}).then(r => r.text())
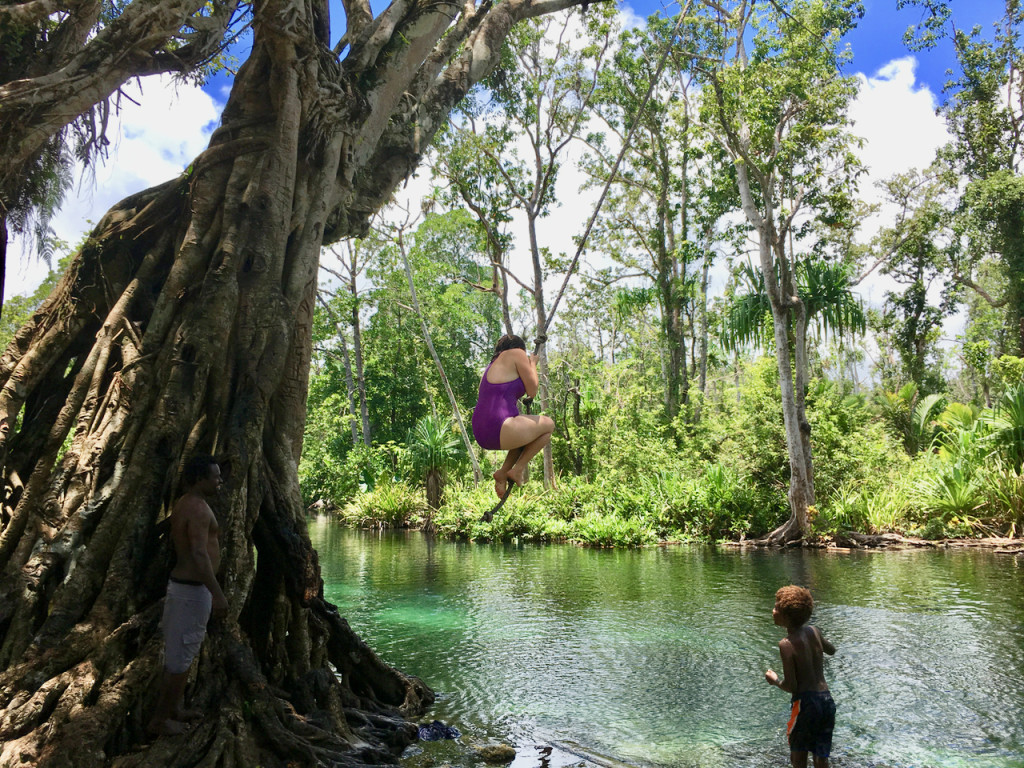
top-left (734, 163), bottom-right (813, 543)
top-left (0, 0), bottom-right (588, 764)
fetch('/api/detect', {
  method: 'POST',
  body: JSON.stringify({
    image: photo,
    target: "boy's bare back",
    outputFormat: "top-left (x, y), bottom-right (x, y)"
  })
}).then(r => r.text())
top-left (778, 625), bottom-right (835, 694)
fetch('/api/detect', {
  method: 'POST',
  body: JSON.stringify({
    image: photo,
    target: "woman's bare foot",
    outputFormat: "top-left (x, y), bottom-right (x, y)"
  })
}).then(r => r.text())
top-left (506, 466), bottom-right (526, 487)
top-left (492, 470), bottom-right (508, 498)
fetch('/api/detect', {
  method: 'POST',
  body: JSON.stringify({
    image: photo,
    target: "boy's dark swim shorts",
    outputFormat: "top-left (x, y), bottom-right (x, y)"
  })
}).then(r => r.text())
top-left (787, 690), bottom-right (836, 757)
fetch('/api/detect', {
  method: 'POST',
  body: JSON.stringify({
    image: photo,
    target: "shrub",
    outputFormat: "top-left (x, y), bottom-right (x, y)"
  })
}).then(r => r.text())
top-left (338, 476), bottom-right (425, 529)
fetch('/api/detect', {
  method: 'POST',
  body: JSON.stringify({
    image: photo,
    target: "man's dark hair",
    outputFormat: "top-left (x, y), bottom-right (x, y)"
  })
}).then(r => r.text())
top-left (182, 454), bottom-right (218, 487)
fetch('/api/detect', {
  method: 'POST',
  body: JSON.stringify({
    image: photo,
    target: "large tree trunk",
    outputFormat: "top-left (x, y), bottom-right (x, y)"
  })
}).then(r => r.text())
top-left (0, 0), bottom-right (585, 764)
top-left (762, 242), bottom-right (813, 543)
top-left (729, 132), bottom-right (815, 543)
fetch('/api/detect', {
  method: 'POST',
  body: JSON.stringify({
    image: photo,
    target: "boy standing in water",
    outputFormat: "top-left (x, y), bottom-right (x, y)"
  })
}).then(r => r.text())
top-left (765, 585), bottom-right (837, 768)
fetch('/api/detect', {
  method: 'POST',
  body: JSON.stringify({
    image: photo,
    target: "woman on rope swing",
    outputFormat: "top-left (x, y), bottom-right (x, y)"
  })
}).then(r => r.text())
top-left (472, 334), bottom-right (555, 498)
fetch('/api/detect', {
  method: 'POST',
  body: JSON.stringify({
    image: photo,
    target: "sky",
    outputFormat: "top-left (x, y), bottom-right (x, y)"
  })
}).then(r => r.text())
top-left (4, 0), bottom-right (1011, 345)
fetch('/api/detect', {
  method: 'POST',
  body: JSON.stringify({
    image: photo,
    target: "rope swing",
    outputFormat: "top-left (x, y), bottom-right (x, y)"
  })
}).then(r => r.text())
top-left (480, 6), bottom-right (689, 522)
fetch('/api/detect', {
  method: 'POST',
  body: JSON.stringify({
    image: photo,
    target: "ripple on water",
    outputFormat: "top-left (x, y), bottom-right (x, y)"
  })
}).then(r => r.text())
top-left (310, 529), bottom-right (1024, 768)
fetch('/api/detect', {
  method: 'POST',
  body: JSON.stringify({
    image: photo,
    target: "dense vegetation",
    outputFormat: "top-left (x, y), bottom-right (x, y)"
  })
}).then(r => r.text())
top-left (5, 1), bottom-right (1022, 548)
top-left (289, 1), bottom-right (1024, 545)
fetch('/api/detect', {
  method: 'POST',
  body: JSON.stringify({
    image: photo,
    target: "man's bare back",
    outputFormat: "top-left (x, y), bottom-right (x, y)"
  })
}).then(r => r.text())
top-left (170, 495), bottom-right (220, 580)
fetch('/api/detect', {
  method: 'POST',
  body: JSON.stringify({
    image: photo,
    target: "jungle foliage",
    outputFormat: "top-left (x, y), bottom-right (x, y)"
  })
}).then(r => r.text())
top-left (290, 1), bottom-right (1024, 546)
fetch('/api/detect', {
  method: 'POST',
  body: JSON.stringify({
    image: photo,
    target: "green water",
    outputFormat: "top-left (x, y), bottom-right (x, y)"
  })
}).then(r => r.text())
top-left (308, 521), bottom-right (1024, 768)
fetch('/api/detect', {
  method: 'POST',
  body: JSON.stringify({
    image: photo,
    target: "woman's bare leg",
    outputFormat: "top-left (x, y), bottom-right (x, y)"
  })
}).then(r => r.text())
top-left (506, 432), bottom-right (551, 486)
top-left (499, 414), bottom-right (555, 487)
top-left (493, 450), bottom-right (519, 497)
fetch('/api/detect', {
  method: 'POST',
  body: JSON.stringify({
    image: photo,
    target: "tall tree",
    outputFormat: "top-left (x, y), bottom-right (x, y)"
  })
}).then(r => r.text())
top-left (0, 0), bottom-right (591, 765)
top-left (322, 238), bottom-right (376, 445)
top-left (585, 13), bottom-right (736, 424)
top-left (437, 7), bottom-right (615, 486)
top-left (902, 0), bottom-right (1024, 355)
top-left (0, 0), bottom-right (245, 305)
top-left (697, 0), bottom-right (864, 541)
top-left (869, 168), bottom-right (955, 393)
top-left (586, 15), bottom-right (693, 420)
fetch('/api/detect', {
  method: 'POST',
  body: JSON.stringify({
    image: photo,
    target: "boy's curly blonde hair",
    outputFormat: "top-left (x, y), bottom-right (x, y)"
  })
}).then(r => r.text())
top-left (775, 585), bottom-right (814, 627)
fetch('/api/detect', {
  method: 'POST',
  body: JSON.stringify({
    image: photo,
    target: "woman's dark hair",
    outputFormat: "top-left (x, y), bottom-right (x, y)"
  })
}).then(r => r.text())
top-left (491, 334), bottom-right (527, 362)
top-left (182, 454), bottom-right (218, 487)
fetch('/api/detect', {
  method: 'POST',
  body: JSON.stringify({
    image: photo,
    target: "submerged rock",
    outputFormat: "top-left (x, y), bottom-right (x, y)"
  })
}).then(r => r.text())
top-left (474, 743), bottom-right (517, 763)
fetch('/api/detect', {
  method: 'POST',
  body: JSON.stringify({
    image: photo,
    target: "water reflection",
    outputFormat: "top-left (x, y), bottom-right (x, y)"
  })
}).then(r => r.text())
top-left (309, 521), bottom-right (1024, 768)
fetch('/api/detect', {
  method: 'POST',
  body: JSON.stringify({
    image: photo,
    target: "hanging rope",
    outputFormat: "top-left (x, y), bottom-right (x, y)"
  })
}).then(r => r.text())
top-left (481, 5), bottom-right (690, 522)
top-left (481, 447), bottom-right (521, 523)
top-left (537, 2), bottom-right (691, 348)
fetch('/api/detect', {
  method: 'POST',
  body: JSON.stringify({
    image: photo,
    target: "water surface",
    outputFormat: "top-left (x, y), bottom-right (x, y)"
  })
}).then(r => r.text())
top-left (308, 522), bottom-right (1024, 768)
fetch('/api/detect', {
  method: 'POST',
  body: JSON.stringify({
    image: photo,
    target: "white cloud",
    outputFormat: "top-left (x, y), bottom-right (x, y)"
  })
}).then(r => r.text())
top-left (847, 58), bottom-right (950, 302)
top-left (849, 57), bottom-right (948, 206)
top-left (5, 75), bottom-right (222, 300)
top-left (846, 57), bottom-right (967, 362)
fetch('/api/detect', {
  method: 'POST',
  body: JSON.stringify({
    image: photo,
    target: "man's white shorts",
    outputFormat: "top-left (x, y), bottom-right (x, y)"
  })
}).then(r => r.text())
top-left (161, 580), bottom-right (212, 674)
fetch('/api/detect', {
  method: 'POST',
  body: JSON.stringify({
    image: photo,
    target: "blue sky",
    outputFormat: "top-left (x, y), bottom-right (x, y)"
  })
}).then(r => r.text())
top-left (201, 0), bottom-right (1009, 106)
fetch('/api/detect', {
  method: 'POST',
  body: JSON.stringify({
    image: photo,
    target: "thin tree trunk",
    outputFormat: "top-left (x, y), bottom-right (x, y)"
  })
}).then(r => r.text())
top-left (349, 270), bottom-right (371, 447)
top-left (339, 329), bottom-right (361, 445)
top-left (761, 239), bottom-right (813, 541)
top-left (656, 144), bottom-right (681, 421)
top-left (527, 215), bottom-right (554, 487)
top-left (790, 288), bottom-right (815, 506)
top-left (316, 292), bottom-right (362, 446)
top-left (697, 236), bottom-right (711, 418)
top-left (730, 138), bottom-right (814, 542)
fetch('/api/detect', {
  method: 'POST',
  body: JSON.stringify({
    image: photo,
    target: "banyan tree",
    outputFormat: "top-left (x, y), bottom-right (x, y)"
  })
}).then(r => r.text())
top-left (0, 0), bottom-right (590, 765)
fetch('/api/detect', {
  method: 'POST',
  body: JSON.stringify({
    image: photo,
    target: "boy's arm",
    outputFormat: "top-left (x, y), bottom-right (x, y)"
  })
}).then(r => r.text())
top-left (765, 639), bottom-right (798, 693)
top-left (814, 626), bottom-right (836, 655)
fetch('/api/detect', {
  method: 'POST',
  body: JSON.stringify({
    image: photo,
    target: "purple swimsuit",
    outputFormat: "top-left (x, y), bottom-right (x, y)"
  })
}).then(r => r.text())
top-left (472, 362), bottom-right (526, 450)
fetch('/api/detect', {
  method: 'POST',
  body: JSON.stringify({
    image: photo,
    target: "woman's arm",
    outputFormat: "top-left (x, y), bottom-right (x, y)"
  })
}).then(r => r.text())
top-left (511, 348), bottom-right (539, 397)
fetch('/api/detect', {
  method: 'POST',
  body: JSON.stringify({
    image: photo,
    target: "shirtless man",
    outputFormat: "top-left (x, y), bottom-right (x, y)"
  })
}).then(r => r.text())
top-left (765, 585), bottom-right (838, 768)
top-left (148, 455), bottom-right (228, 736)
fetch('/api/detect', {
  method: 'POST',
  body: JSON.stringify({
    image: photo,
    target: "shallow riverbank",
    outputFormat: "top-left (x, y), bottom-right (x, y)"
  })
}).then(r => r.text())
top-left (324, 496), bottom-right (1024, 551)
top-left (325, 472), bottom-right (1024, 548)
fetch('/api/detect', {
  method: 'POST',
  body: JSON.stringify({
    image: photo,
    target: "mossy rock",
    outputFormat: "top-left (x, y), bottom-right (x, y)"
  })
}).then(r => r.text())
top-left (474, 743), bottom-right (517, 763)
